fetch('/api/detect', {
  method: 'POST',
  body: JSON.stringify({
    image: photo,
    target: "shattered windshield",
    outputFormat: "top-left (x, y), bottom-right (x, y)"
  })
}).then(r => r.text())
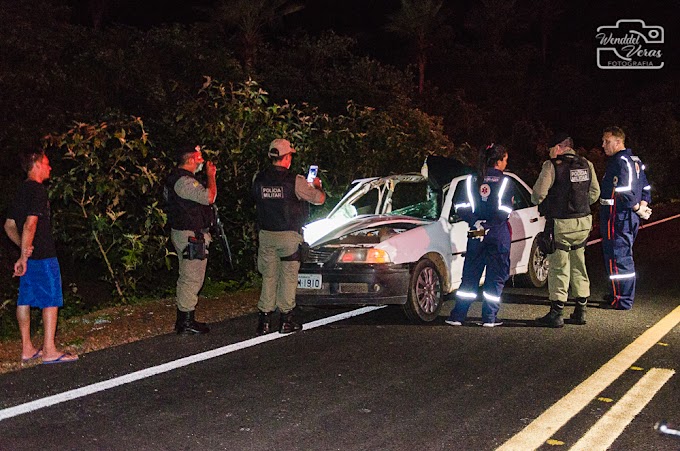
top-left (329, 176), bottom-right (440, 221)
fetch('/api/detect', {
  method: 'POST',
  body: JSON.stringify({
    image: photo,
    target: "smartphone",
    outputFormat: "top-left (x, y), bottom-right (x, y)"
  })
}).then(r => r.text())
top-left (307, 165), bottom-right (318, 183)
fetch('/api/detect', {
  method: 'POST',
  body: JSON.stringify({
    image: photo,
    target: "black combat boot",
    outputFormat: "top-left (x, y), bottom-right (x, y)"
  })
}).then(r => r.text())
top-left (256, 311), bottom-right (273, 336)
top-left (174, 309), bottom-right (185, 332)
top-left (536, 301), bottom-right (565, 328)
top-left (175, 309), bottom-right (210, 335)
top-left (279, 310), bottom-right (302, 334)
top-left (569, 298), bottom-right (587, 325)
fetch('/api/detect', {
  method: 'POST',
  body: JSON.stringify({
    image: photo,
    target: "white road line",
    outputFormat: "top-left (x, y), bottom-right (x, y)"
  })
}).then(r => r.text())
top-left (586, 213), bottom-right (680, 246)
top-left (570, 368), bottom-right (675, 451)
top-left (0, 305), bottom-right (385, 422)
top-left (497, 304), bottom-right (680, 451)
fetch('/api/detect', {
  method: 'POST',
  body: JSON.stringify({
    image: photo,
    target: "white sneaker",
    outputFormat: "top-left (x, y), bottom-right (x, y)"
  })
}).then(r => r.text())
top-left (481, 320), bottom-right (503, 328)
top-left (445, 320), bottom-right (463, 326)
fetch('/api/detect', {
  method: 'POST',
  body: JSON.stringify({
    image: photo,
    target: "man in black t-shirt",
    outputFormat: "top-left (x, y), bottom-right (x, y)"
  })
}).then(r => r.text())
top-left (4, 149), bottom-right (78, 364)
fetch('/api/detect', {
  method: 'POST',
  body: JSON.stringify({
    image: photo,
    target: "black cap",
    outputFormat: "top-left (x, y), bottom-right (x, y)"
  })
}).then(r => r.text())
top-left (549, 132), bottom-right (570, 148)
top-left (174, 144), bottom-right (199, 162)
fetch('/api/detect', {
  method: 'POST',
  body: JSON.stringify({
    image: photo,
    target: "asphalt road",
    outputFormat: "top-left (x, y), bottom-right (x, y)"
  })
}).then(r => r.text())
top-left (1, 218), bottom-right (679, 451)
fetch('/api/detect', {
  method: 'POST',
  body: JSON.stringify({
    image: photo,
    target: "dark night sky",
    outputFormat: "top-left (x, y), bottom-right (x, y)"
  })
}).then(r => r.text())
top-left (96, 0), bottom-right (679, 71)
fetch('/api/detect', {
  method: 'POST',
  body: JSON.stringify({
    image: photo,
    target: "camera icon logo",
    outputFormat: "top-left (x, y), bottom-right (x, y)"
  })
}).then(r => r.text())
top-left (596, 19), bottom-right (664, 69)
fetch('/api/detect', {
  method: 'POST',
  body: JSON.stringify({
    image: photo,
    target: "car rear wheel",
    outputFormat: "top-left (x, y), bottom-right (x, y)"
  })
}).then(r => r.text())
top-left (403, 258), bottom-right (443, 322)
top-left (517, 237), bottom-right (549, 288)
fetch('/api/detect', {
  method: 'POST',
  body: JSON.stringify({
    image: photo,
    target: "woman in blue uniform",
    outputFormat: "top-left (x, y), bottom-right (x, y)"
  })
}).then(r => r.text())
top-left (446, 144), bottom-right (513, 327)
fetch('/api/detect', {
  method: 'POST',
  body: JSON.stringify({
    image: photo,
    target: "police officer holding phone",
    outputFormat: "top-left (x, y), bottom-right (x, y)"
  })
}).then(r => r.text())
top-left (164, 145), bottom-right (216, 334)
top-left (252, 139), bottom-right (325, 335)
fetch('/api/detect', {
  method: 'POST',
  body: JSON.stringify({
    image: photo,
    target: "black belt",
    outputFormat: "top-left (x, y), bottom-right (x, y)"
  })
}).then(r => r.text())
top-left (554, 239), bottom-right (588, 252)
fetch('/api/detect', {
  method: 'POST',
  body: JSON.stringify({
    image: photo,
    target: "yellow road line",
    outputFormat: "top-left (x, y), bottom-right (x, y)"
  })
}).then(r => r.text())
top-left (570, 368), bottom-right (675, 451)
top-left (497, 305), bottom-right (680, 451)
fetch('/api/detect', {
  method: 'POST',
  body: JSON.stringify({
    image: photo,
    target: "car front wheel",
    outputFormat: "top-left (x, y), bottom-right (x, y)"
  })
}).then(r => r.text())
top-left (523, 237), bottom-right (549, 288)
top-left (403, 258), bottom-right (443, 322)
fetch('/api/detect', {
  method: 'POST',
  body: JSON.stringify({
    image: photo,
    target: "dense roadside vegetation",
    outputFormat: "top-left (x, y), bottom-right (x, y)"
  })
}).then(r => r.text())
top-left (1, 0), bottom-right (678, 337)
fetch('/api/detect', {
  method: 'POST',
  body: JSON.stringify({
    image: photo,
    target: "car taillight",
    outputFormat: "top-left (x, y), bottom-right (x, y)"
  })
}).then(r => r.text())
top-left (338, 248), bottom-right (391, 264)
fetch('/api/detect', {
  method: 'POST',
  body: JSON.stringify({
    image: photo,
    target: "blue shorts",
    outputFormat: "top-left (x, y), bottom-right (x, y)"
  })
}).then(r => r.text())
top-left (18, 257), bottom-right (64, 308)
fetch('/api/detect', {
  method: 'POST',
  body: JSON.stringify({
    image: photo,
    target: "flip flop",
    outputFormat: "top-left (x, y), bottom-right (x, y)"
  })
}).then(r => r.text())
top-left (43, 353), bottom-right (79, 365)
top-left (21, 348), bottom-right (43, 362)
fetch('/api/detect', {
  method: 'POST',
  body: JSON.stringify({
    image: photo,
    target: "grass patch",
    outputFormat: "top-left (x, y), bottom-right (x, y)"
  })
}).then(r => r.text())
top-left (200, 277), bottom-right (242, 298)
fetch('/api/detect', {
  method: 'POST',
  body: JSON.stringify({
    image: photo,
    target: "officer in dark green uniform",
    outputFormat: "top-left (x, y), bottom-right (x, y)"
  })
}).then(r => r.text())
top-left (532, 133), bottom-right (600, 327)
top-left (164, 145), bottom-right (216, 334)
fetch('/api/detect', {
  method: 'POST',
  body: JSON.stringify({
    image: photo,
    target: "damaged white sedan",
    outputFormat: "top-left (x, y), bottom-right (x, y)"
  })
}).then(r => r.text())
top-left (297, 169), bottom-right (548, 323)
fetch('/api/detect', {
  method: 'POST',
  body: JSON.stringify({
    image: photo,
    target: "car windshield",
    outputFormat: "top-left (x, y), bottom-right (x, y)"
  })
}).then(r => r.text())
top-left (329, 175), bottom-right (442, 221)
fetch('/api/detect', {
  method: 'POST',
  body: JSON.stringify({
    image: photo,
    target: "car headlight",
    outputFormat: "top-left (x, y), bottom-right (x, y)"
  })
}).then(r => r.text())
top-left (338, 248), bottom-right (391, 264)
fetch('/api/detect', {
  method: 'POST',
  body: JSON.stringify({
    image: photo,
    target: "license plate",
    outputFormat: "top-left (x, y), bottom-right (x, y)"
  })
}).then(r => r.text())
top-left (298, 274), bottom-right (322, 289)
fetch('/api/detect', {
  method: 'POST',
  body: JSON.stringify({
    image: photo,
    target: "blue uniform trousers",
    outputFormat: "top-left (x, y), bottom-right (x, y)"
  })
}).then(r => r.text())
top-left (600, 206), bottom-right (639, 310)
top-left (450, 235), bottom-right (510, 323)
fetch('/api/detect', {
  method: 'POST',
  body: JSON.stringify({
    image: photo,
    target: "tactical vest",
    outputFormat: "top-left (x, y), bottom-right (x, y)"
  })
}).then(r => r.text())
top-left (546, 154), bottom-right (592, 219)
top-left (253, 167), bottom-right (307, 232)
top-left (164, 168), bottom-right (212, 231)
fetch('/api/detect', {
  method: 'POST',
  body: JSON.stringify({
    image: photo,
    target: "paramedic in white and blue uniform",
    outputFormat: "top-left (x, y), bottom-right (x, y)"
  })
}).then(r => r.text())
top-left (446, 144), bottom-right (513, 327)
top-left (600, 126), bottom-right (652, 310)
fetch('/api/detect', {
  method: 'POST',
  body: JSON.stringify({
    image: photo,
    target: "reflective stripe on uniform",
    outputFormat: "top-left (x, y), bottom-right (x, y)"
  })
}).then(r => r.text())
top-left (614, 156), bottom-right (633, 192)
top-left (600, 198), bottom-right (614, 205)
top-left (483, 291), bottom-right (501, 302)
top-left (466, 175), bottom-right (476, 213)
top-left (498, 177), bottom-right (512, 215)
top-left (610, 272), bottom-right (636, 280)
top-left (456, 290), bottom-right (477, 300)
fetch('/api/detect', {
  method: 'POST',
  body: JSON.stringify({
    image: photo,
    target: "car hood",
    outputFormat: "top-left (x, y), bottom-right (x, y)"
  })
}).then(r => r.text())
top-left (309, 214), bottom-right (433, 247)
